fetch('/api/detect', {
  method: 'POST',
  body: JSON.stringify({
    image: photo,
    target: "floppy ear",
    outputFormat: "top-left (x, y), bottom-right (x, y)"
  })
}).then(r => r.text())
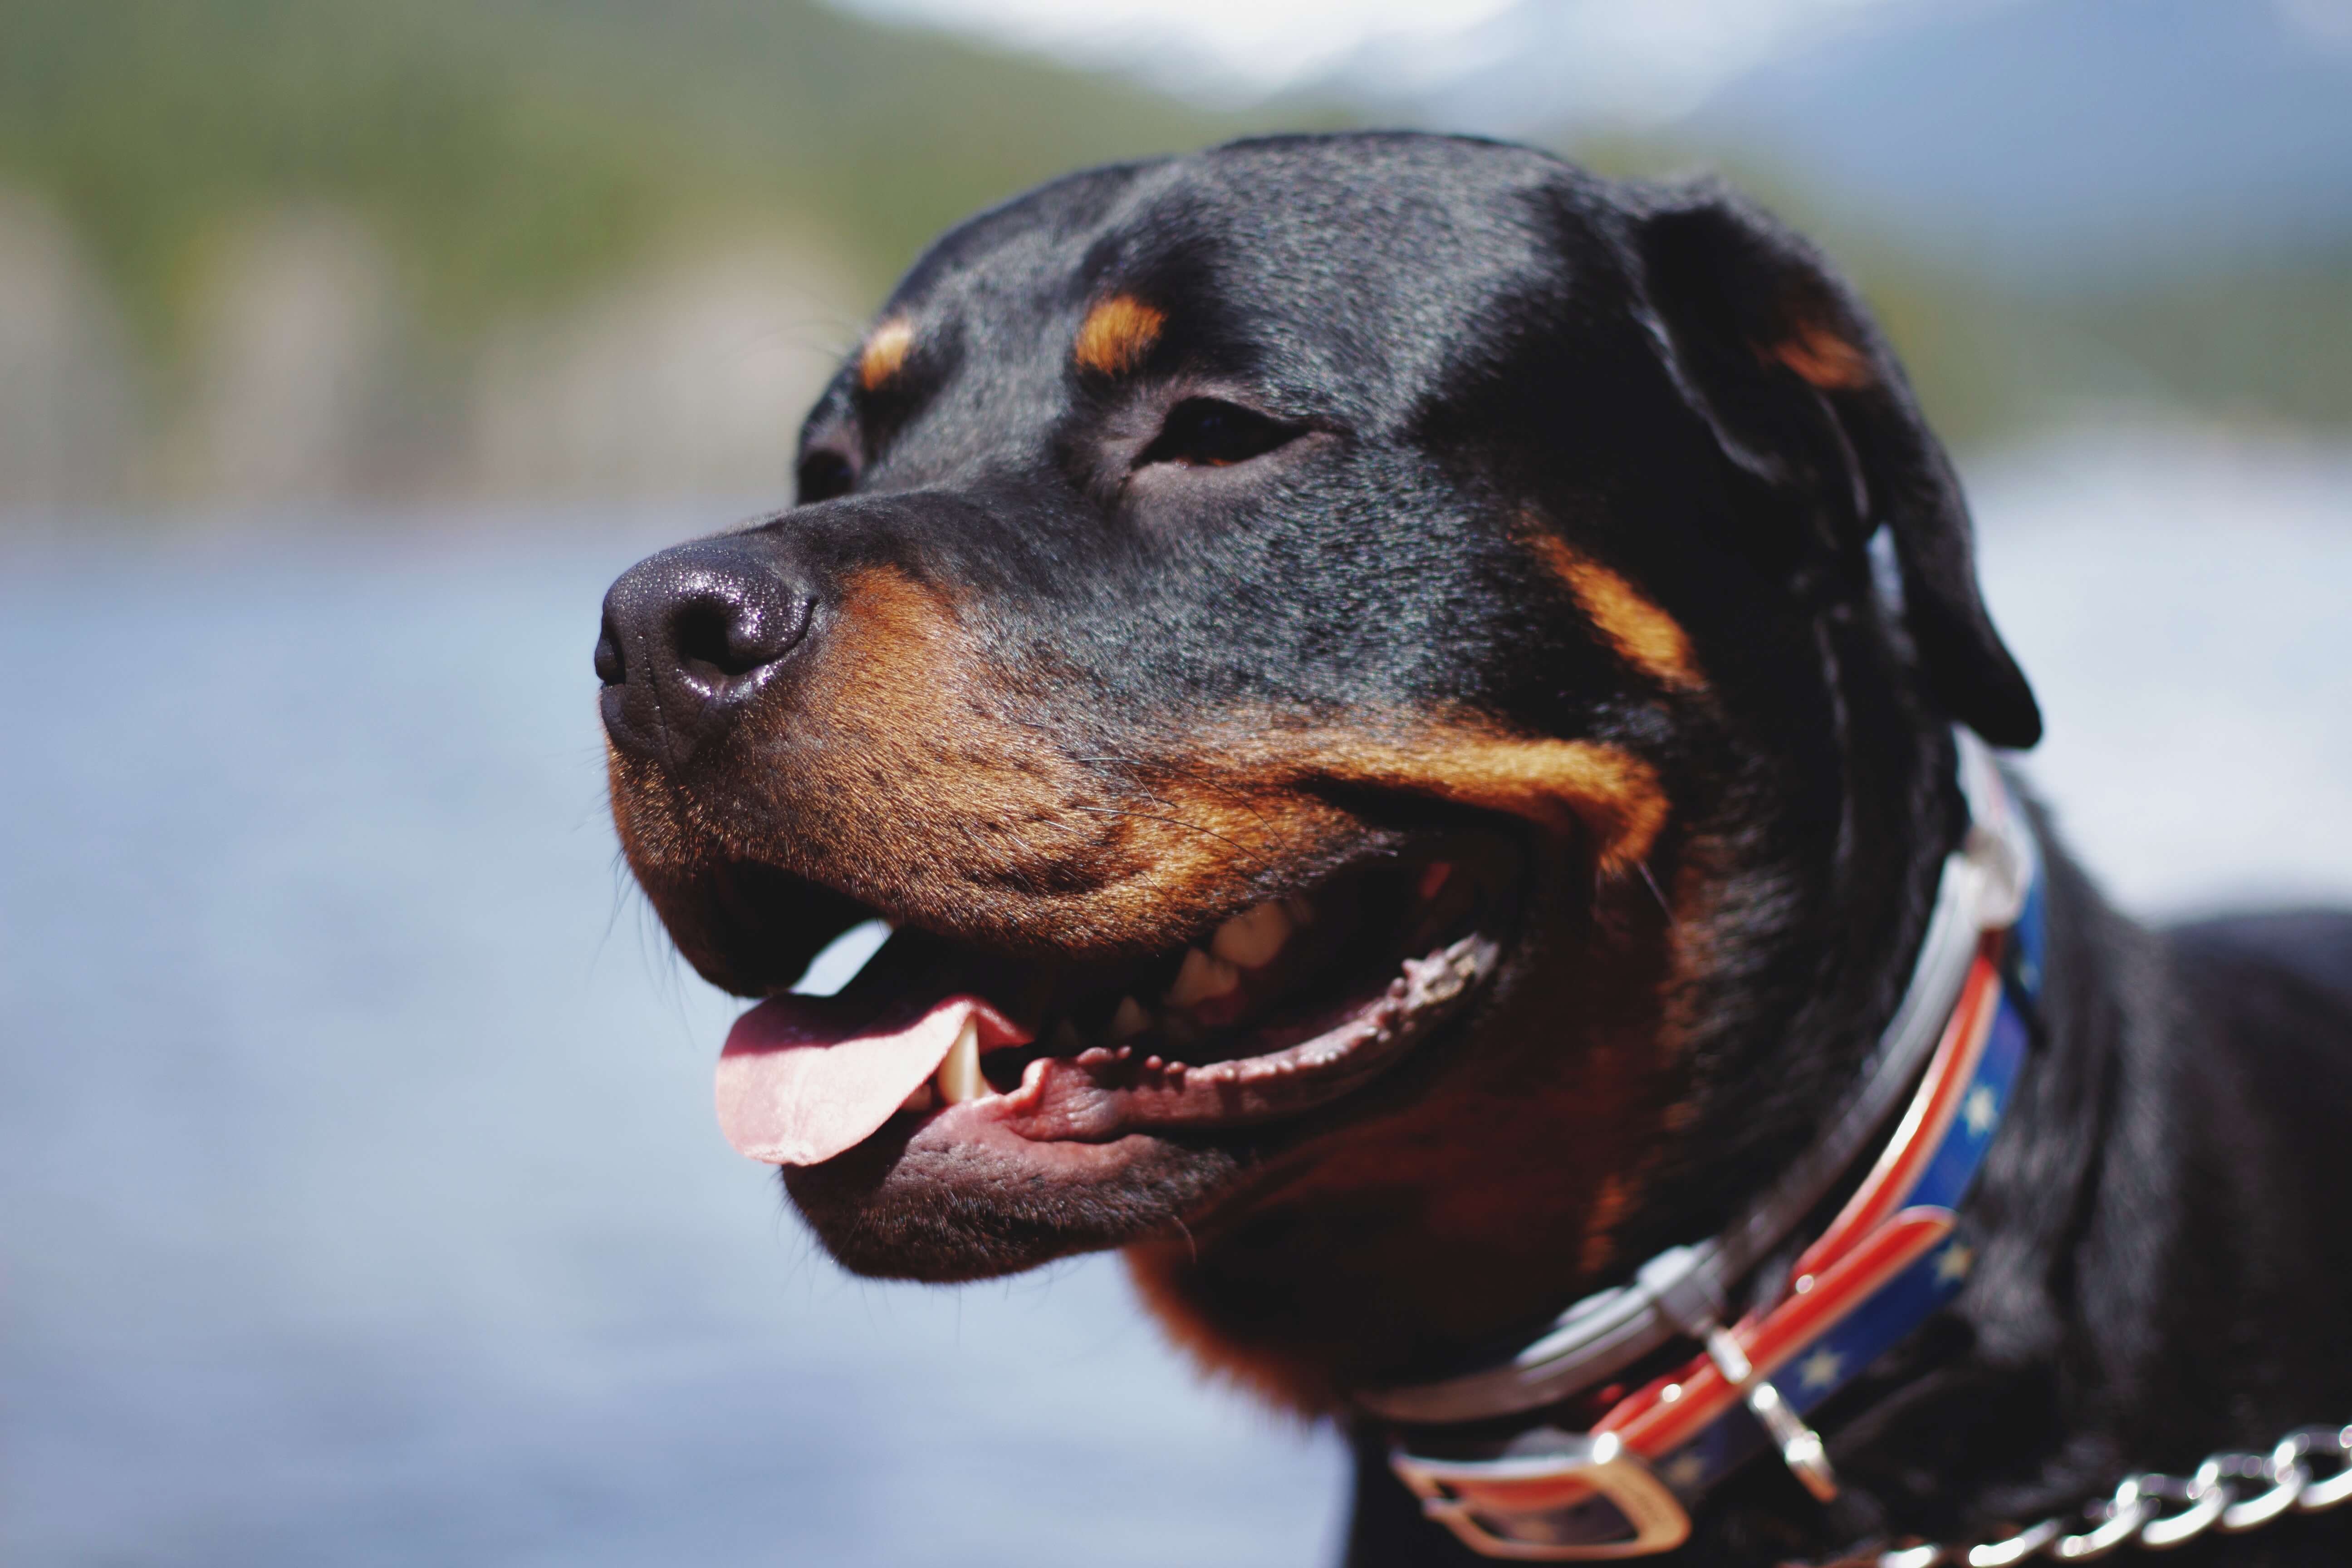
top-left (1630, 181), bottom-right (2042, 749)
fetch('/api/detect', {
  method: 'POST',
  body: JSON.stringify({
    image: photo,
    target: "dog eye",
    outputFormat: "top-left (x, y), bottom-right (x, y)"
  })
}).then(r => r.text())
top-left (1136, 398), bottom-right (1298, 469)
top-left (797, 450), bottom-right (856, 504)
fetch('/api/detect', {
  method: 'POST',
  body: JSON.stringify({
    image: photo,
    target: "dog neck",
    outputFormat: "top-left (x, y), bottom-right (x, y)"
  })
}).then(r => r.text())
top-left (1354, 737), bottom-right (2040, 1559)
top-left (1125, 686), bottom-right (1978, 1415)
top-left (1364, 730), bottom-right (2033, 1424)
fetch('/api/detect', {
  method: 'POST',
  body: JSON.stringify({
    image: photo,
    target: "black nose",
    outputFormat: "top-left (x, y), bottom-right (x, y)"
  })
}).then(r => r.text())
top-left (596, 535), bottom-right (815, 771)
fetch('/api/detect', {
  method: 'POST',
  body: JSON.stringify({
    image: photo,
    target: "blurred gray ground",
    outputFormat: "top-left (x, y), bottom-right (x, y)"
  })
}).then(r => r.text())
top-left (1, 427), bottom-right (2347, 1566)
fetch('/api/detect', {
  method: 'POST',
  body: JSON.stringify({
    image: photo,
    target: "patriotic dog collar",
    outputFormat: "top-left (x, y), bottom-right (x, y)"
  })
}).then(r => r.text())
top-left (1368, 730), bottom-right (2043, 1560)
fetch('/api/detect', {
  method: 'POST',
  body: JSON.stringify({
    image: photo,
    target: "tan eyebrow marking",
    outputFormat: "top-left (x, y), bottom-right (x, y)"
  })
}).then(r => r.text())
top-left (1528, 534), bottom-right (1704, 692)
top-left (1074, 294), bottom-right (1166, 377)
top-left (859, 318), bottom-right (916, 390)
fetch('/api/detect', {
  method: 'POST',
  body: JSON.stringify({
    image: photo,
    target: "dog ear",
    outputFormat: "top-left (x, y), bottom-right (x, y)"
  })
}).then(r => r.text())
top-left (1629, 182), bottom-right (2042, 749)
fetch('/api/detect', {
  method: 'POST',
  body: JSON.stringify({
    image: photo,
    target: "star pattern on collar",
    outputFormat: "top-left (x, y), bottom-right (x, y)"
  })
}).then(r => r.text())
top-left (1794, 1346), bottom-right (1845, 1391)
top-left (1659, 1450), bottom-right (1710, 1493)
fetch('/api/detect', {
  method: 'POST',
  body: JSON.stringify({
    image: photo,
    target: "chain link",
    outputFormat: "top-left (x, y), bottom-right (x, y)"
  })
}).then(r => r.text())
top-left (1795, 1422), bottom-right (2352, 1568)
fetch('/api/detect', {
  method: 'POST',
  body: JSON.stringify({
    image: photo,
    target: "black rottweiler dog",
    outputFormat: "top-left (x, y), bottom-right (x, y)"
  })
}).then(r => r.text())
top-left (593, 133), bottom-right (2352, 1564)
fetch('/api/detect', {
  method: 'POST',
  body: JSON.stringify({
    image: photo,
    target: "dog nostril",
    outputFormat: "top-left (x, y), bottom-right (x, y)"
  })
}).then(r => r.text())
top-left (671, 598), bottom-right (739, 680)
top-left (671, 591), bottom-right (808, 683)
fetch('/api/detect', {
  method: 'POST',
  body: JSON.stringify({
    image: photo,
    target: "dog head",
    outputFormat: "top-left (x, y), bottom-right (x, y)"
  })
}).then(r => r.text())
top-left (596, 133), bottom-right (2037, 1409)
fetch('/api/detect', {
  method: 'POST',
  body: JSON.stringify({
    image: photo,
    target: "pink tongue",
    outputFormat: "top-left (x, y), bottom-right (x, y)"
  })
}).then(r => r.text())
top-left (716, 994), bottom-right (1030, 1166)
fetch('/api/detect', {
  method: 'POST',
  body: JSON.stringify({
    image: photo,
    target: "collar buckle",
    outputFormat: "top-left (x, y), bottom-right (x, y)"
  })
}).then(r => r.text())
top-left (1695, 1321), bottom-right (1839, 1503)
top-left (1390, 1430), bottom-right (1692, 1561)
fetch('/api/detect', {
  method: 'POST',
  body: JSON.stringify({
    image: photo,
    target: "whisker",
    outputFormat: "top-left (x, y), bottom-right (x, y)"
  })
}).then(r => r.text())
top-left (1635, 859), bottom-right (1674, 924)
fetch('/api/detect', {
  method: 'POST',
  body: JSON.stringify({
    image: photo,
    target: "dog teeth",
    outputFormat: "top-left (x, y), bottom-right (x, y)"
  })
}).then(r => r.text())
top-left (1108, 995), bottom-right (1152, 1041)
top-left (1050, 1019), bottom-right (1085, 1055)
top-left (1211, 900), bottom-right (1294, 969)
top-left (935, 1016), bottom-right (985, 1104)
top-left (900, 1080), bottom-right (936, 1113)
top-left (1166, 946), bottom-right (1241, 1008)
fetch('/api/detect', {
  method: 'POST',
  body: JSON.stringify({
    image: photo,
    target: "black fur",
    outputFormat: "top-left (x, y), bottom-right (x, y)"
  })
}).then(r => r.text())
top-left (595, 132), bottom-right (2352, 1564)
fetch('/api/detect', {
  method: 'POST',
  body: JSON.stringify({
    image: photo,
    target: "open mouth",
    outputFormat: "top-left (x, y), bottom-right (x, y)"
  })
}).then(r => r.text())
top-left (715, 838), bottom-right (1516, 1167)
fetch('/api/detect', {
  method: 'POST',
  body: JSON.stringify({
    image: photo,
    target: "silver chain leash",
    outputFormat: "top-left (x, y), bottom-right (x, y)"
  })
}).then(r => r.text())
top-left (1799, 1423), bottom-right (2352, 1567)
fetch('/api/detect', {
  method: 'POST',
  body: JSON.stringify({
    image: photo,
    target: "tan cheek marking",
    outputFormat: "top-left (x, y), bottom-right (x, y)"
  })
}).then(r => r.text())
top-left (726, 572), bottom-right (1362, 947)
top-left (858, 317), bottom-right (915, 390)
top-left (1529, 536), bottom-right (1703, 691)
top-left (808, 569), bottom-right (1093, 836)
top-left (1766, 318), bottom-right (1874, 390)
top-left (1074, 294), bottom-right (1166, 377)
top-left (1275, 729), bottom-right (1670, 877)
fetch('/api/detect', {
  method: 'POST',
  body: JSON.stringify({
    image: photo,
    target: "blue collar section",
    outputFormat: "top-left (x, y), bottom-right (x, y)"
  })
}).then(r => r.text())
top-left (1648, 851), bottom-right (2045, 1504)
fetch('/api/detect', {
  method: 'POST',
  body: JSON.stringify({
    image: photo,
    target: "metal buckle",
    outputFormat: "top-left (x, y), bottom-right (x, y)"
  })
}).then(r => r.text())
top-left (1390, 1429), bottom-right (1692, 1560)
top-left (1697, 1323), bottom-right (1840, 1503)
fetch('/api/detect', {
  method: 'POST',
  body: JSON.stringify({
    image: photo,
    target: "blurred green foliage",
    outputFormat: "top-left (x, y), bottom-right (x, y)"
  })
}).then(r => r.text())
top-left (0, 0), bottom-right (1266, 351)
top-left (2, 0), bottom-right (2344, 453)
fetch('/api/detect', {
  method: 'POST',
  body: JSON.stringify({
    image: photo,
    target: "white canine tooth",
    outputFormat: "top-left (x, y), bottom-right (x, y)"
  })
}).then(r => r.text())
top-left (1109, 995), bottom-right (1152, 1041)
top-left (1166, 946), bottom-right (1240, 1008)
top-left (900, 1081), bottom-right (937, 1113)
top-left (1211, 901), bottom-right (1294, 969)
top-left (935, 1016), bottom-right (985, 1104)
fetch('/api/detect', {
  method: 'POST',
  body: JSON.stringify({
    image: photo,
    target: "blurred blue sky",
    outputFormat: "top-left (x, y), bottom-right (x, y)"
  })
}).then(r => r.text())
top-left (844, 0), bottom-right (2352, 270)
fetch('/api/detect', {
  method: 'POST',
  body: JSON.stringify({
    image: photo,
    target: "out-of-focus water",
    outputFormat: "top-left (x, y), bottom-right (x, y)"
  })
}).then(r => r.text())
top-left (3, 431), bottom-right (2349, 1567)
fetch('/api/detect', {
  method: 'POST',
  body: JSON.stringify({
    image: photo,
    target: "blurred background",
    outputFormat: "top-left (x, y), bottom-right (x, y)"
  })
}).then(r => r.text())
top-left (3, 1), bottom-right (2348, 1563)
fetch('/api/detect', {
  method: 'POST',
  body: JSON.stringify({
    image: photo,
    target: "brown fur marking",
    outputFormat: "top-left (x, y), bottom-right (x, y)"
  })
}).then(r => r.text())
top-left (1074, 294), bottom-right (1165, 377)
top-left (1768, 317), bottom-right (1874, 391)
top-left (1528, 535), bottom-right (1703, 691)
top-left (1578, 1171), bottom-right (1636, 1275)
top-left (1287, 729), bottom-right (1669, 877)
top-left (859, 318), bottom-right (916, 390)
